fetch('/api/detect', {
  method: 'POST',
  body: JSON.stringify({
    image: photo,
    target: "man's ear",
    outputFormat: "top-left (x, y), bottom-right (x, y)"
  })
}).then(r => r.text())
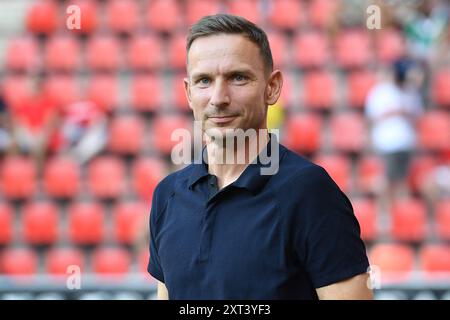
top-left (265, 70), bottom-right (283, 106)
top-left (183, 77), bottom-right (193, 110)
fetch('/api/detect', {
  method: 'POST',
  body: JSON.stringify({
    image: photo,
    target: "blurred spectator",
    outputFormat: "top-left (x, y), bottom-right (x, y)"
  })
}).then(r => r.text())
top-left (0, 92), bottom-right (13, 155)
top-left (420, 151), bottom-right (450, 204)
top-left (58, 100), bottom-right (107, 164)
top-left (365, 58), bottom-right (425, 212)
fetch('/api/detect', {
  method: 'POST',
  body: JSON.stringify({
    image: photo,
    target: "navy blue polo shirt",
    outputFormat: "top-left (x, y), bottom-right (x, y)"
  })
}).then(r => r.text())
top-left (148, 136), bottom-right (369, 300)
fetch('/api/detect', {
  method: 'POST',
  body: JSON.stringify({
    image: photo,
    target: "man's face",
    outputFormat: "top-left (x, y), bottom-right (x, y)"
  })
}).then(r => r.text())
top-left (184, 34), bottom-right (282, 140)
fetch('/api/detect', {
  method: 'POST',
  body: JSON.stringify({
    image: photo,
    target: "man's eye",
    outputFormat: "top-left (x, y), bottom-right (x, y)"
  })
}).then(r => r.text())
top-left (233, 74), bottom-right (248, 82)
top-left (199, 78), bottom-right (210, 85)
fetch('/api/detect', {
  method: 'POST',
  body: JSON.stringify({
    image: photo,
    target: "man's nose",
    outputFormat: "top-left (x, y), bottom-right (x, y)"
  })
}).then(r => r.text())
top-left (210, 79), bottom-right (230, 108)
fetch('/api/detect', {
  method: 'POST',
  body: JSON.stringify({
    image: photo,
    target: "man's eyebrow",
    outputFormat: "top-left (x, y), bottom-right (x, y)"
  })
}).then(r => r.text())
top-left (191, 68), bottom-right (257, 80)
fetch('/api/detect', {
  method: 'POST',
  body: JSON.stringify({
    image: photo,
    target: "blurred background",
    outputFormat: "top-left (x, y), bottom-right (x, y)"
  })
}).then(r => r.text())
top-left (0, 0), bottom-right (449, 300)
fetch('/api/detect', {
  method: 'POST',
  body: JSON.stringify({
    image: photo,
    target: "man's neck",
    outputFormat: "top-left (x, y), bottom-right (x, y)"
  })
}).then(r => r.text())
top-left (205, 129), bottom-right (269, 190)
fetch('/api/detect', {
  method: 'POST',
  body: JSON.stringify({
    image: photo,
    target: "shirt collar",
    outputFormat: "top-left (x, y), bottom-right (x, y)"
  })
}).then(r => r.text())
top-left (188, 133), bottom-right (286, 194)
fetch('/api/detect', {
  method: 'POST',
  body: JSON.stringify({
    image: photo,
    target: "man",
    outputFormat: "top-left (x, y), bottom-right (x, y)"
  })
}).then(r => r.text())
top-left (148, 14), bottom-right (373, 300)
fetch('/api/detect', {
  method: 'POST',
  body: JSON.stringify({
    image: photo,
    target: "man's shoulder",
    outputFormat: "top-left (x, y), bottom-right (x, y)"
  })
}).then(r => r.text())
top-left (154, 163), bottom-right (197, 198)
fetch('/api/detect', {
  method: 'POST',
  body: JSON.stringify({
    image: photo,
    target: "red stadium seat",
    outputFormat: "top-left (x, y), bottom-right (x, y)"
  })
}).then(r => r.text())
top-left (268, 0), bottom-right (303, 30)
top-left (45, 247), bottom-right (85, 275)
top-left (186, 0), bottom-right (221, 26)
top-left (226, 0), bottom-right (262, 25)
top-left (86, 34), bottom-right (122, 71)
top-left (67, 0), bottom-right (98, 34)
top-left (303, 70), bottom-right (336, 110)
top-left (22, 201), bottom-right (59, 245)
top-left (68, 202), bottom-right (105, 245)
top-left (436, 200), bottom-right (450, 240)
top-left (152, 114), bottom-right (192, 155)
top-left (4, 36), bottom-right (39, 72)
top-left (335, 29), bottom-right (372, 69)
top-left (0, 248), bottom-right (38, 275)
top-left (330, 112), bottom-right (367, 153)
top-left (44, 35), bottom-right (81, 72)
top-left (282, 113), bottom-right (322, 154)
top-left (172, 73), bottom-right (190, 112)
top-left (87, 156), bottom-right (126, 199)
top-left (347, 69), bottom-right (376, 108)
top-left (1, 75), bottom-right (31, 111)
top-left (44, 157), bottom-right (80, 199)
top-left (369, 243), bottom-right (415, 281)
top-left (356, 155), bottom-right (385, 194)
top-left (419, 244), bottom-right (450, 274)
top-left (313, 154), bottom-right (351, 193)
top-left (308, 0), bottom-right (338, 29)
top-left (146, 0), bottom-right (181, 33)
top-left (294, 31), bottom-right (329, 68)
top-left (126, 34), bottom-right (164, 71)
top-left (132, 157), bottom-right (167, 202)
top-left (138, 249), bottom-right (150, 274)
top-left (0, 203), bottom-right (13, 245)
top-left (108, 114), bottom-right (146, 155)
top-left (130, 74), bottom-right (163, 112)
top-left (86, 74), bottom-right (119, 112)
top-left (390, 198), bottom-right (427, 242)
top-left (113, 201), bottom-right (148, 244)
top-left (92, 247), bottom-right (131, 275)
top-left (1, 156), bottom-right (37, 200)
top-left (43, 74), bottom-right (81, 111)
top-left (432, 69), bottom-right (450, 107)
top-left (418, 111), bottom-right (450, 152)
top-left (267, 31), bottom-right (288, 68)
top-left (105, 0), bottom-right (139, 34)
top-left (352, 198), bottom-right (378, 241)
top-left (408, 155), bottom-right (438, 194)
top-left (26, 0), bottom-right (59, 35)
top-left (375, 28), bottom-right (406, 63)
top-left (168, 33), bottom-right (188, 70)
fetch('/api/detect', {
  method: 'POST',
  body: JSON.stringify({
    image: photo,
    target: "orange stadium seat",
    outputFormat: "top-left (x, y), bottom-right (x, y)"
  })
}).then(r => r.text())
top-left (347, 69), bottom-right (376, 108)
top-left (356, 155), bottom-right (385, 194)
top-left (45, 247), bottom-right (85, 275)
top-left (126, 34), bottom-right (164, 71)
top-left (294, 31), bottom-right (329, 68)
top-left (130, 73), bottom-right (164, 112)
top-left (67, 0), bottom-right (98, 34)
top-left (1, 156), bottom-right (37, 200)
top-left (43, 74), bottom-right (81, 111)
top-left (369, 243), bottom-right (415, 281)
top-left (303, 70), bottom-right (336, 110)
top-left (268, 0), bottom-right (303, 30)
top-left (26, 0), bottom-right (59, 35)
top-left (108, 114), bottom-right (146, 155)
top-left (0, 203), bottom-right (13, 245)
top-left (419, 244), bottom-right (450, 274)
top-left (330, 111), bottom-right (367, 153)
top-left (172, 73), bottom-right (190, 112)
top-left (44, 34), bottom-right (81, 72)
top-left (436, 200), bottom-right (450, 240)
top-left (68, 202), bottom-right (105, 245)
top-left (352, 197), bottom-right (378, 242)
top-left (4, 36), bottom-right (39, 72)
top-left (282, 113), bottom-right (322, 154)
top-left (390, 198), bottom-right (427, 242)
top-left (313, 154), bottom-right (351, 193)
top-left (408, 155), bottom-right (438, 194)
top-left (86, 34), bottom-right (122, 71)
top-left (152, 114), bottom-right (192, 155)
top-left (113, 201), bottom-right (148, 244)
top-left (335, 29), bottom-right (372, 69)
top-left (226, 0), bottom-right (262, 25)
top-left (418, 111), bottom-right (450, 152)
top-left (267, 31), bottom-right (288, 68)
top-left (87, 156), bottom-right (126, 199)
top-left (146, 0), bottom-right (181, 33)
top-left (308, 0), bottom-right (338, 29)
top-left (132, 157), bottom-right (167, 202)
top-left (186, 0), bottom-right (221, 26)
top-left (86, 74), bottom-right (119, 112)
top-left (0, 248), bottom-right (38, 275)
top-left (375, 28), bottom-right (406, 63)
top-left (105, 0), bottom-right (139, 34)
top-left (168, 33), bottom-right (188, 70)
top-left (432, 69), bottom-right (450, 107)
top-left (22, 201), bottom-right (59, 245)
top-left (92, 247), bottom-right (131, 275)
top-left (44, 157), bottom-right (80, 199)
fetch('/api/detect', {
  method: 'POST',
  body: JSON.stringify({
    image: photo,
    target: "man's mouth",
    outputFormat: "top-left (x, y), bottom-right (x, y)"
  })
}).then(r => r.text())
top-left (208, 115), bottom-right (238, 124)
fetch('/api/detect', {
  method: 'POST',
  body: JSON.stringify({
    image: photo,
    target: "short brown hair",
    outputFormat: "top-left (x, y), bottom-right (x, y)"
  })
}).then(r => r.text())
top-left (186, 14), bottom-right (273, 73)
